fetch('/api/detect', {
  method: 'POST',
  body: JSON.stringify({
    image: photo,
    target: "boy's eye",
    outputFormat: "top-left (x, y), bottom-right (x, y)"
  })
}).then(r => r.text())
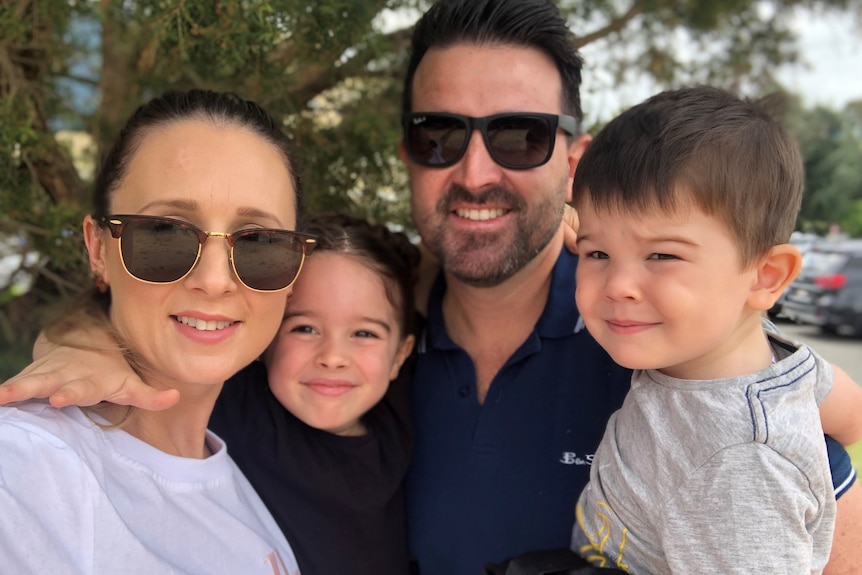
top-left (354, 330), bottom-right (379, 339)
top-left (585, 250), bottom-right (609, 260)
top-left (648, 253), bottom-right (678, 261)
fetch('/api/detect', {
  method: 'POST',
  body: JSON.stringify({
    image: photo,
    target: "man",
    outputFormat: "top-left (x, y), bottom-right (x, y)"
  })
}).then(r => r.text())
top-left (397, 1), bottom-right (861, 574)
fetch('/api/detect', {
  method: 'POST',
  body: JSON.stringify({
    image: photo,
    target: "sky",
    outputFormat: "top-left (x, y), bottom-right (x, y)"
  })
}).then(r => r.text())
top-left (775, 10), bottom-right (862, 109)
top-left (576, 7), bottom-right (862, 123)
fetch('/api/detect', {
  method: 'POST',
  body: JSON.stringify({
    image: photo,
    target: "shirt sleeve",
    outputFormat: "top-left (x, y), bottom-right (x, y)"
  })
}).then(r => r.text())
top-left (0, 412), bottom-right (96, 572)
top-left (825, 434), bottom-right (857, 499)
top-left (659, 442), bottom-right (832, 574)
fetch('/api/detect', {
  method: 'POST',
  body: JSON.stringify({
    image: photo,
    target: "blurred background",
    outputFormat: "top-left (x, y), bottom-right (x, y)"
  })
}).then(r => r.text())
top-left (1, 1), bottom-right (861, 428)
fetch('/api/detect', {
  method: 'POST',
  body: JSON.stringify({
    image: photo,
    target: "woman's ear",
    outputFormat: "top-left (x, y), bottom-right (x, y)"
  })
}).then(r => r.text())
top-left (389, 334), bottom-right (416, 381)
top-left (83, 215), bottom-right (110, 288)
top-left (748, 244), bottom-right (802, 311)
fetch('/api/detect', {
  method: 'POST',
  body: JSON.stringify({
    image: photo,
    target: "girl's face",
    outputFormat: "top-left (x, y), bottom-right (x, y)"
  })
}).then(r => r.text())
top-left (84, 119), bottom-right (298, 392)
top-left (264, 252), bottom-right (415, 436)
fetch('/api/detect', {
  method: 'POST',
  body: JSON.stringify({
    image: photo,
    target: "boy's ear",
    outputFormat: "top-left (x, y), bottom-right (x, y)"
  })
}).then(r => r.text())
top-left (748, 243), bottom-right (802, 311)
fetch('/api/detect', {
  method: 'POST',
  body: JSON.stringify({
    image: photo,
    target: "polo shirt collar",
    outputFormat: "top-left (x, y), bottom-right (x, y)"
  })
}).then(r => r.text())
top-left (420, 247), bottom-right (580, 353)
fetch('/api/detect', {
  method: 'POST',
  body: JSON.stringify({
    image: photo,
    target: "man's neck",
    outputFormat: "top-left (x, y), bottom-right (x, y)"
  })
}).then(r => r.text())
top-left (442, 232), bottom-right (564, 402)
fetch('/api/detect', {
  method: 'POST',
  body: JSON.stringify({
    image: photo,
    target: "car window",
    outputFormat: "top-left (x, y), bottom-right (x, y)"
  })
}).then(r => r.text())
top-left (803, 251), bottom-right (849, 274)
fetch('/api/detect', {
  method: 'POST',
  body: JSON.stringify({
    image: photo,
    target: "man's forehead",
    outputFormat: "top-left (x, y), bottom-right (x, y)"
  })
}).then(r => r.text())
top-left (410, 43), bottom-right (564, 113)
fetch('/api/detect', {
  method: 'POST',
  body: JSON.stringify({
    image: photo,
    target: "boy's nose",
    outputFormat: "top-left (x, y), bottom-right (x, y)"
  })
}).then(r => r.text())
top-left (604, 263), bottom-right (642, 302)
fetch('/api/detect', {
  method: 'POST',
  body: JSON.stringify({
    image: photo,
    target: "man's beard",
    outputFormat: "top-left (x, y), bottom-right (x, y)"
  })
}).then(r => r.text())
top-left (418, 180), bottom-right (567, 288)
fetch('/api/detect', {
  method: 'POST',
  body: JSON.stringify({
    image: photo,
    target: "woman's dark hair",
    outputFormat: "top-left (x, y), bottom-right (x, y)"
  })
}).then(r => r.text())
top-left (299, 213), bottom-right (420, 338)
top-left (93, 89), bottom-right (302, 219)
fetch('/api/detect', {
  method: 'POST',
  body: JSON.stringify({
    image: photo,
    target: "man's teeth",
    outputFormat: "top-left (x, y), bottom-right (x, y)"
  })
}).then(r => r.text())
top-left (176, 316), bottom-right (234, 331)
top-left (455, 208), bottom-right (506, 221)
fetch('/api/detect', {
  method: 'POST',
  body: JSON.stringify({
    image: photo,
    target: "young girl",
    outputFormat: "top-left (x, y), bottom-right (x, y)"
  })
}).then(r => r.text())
top-left (209, 213), bottom-right (418, 575)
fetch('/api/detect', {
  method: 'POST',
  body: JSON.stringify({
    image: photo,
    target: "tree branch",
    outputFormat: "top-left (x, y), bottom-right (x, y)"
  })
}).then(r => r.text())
top-left (574, 4), bottom-right (643, 48)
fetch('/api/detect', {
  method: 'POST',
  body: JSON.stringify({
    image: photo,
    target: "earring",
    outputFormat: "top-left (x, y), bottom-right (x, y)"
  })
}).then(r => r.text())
top-left (93, 273), bottom-right (109, 293)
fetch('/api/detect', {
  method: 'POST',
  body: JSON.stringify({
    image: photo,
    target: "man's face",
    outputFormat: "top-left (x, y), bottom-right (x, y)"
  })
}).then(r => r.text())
top-left (401, 43), bottom-right (580, 287)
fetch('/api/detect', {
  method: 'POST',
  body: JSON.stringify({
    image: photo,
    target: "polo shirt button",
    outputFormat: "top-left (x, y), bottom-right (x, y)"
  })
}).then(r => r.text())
top-left (458, 386), bottom-right (470, 398)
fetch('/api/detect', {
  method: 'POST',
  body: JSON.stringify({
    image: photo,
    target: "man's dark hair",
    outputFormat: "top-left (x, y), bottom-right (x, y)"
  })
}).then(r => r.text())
top-left (402, 0), bottom-right (584, 121)
top-left (572, 85), bottom-right (803, 267)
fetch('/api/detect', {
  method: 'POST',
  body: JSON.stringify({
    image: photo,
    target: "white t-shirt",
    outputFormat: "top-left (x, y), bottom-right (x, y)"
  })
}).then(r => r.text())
top-left (0, 402), bottom-right (300, 574)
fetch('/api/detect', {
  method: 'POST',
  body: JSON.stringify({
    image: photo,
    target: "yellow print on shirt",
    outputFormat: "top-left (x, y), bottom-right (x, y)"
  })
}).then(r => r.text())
top-left (575, 500), bottom-right (631, 572)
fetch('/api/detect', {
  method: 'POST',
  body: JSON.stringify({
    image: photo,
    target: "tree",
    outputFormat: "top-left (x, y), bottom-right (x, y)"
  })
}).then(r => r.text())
top-left (789, 101), bottom-right (862, 233)
top-left (1, 0), bottom-right (859, 377)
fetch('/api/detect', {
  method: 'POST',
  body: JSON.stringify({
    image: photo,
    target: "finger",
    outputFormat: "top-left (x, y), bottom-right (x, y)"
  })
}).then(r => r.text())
top-left (563, 204), bottom-right (579, 235)
top-left (561, 204), bottom-right (580, 255)
top-left (0, 372), bottom-right (68, 405)
top-left (111, 379), bottom-right (181, 411)
top-left (48, 378), bottom-right (119, 408)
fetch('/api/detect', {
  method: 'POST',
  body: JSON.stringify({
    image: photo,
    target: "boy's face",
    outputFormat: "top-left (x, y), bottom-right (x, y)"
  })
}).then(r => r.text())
top-left (575, 196), bottom-right (764, 380)
top-left (264, 252), bottom-right (414, 436)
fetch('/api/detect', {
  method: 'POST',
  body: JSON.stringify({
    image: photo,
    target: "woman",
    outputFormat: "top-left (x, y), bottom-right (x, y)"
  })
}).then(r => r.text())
top-left (0, 89), bottom-right (314, 573)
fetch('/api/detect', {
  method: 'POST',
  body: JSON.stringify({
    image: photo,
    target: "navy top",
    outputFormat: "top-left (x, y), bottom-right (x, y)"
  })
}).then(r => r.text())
top-left (212, 361), bottom-right (413, 575)
top-left (826, 434), bottom-right (857, 498)
top-left (406, 248), bottom-right (631, 575)
top-left (405, 247), bottom-right (856, 575)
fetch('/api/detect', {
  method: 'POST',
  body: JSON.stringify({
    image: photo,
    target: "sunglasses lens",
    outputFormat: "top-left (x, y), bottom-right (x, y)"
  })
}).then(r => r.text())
top-left (406, 115), bottom-right (468, 167)
top-left (120, 219), bottom-right (200, 282)
top-left (406, 114), bottom-right (554, 169)
top-left (233, 232), bottom-right (306, 291)
top-left (486, 115), bottom-right (552, 168)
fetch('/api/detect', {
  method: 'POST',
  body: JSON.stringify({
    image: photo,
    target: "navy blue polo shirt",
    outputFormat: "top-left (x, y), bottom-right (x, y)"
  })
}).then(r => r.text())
top-left (406, 248), bottom-right (631, 575)
top-left (405, 247), bottom-right (856, 575)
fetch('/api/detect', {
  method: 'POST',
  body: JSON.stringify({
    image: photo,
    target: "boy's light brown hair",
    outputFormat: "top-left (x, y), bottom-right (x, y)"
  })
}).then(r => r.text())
top-left (572, 85), bottom-right (803, 268)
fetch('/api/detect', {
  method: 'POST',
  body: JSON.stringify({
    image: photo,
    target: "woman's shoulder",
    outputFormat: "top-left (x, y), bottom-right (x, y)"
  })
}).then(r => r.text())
top-left (0, 403), bottom-right (103, 492)
top-left (0, 402), bottom-right (97, 445)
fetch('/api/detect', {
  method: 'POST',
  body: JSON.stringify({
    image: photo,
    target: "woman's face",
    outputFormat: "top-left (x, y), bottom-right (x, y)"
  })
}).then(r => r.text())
top-left (84, 119), bottom-right (297, 389)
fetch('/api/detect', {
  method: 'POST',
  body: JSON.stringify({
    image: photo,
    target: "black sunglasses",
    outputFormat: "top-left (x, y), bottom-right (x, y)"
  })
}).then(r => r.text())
top-left (402, 112), bottom-right (579, 170)
top-left (99, 215), bottom-right (317, 292)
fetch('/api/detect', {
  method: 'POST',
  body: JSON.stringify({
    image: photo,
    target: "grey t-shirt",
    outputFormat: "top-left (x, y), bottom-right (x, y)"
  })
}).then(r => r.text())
top-left (572, 333), bottom-right (835, 574)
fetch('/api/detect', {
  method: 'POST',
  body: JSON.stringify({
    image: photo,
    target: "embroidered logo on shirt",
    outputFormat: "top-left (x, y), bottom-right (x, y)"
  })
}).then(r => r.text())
top-left (560, 452), bottom-right (594, 465)
top-left (574, 316), bottom-right (586, 334)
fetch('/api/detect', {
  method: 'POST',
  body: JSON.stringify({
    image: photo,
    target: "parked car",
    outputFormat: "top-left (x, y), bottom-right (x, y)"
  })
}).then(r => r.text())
top-left (782, 239), bottom-right (862, 336)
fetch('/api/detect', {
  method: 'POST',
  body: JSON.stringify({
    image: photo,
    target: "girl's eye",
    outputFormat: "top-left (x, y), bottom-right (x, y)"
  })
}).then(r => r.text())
top-left (354, 330), bottom-right (379, 339)
top-left (585, 250), bottom-right (609, 260)
top-left (289, 325), bottom-right (316, 335)
top-left (648, 253), bottom-right (678, 261)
